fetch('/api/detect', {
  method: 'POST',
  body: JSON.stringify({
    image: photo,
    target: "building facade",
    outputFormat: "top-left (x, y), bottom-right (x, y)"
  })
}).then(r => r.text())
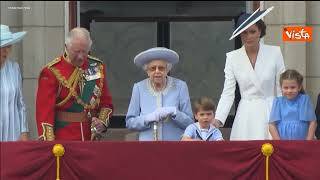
top-left (1, 1), bottom-right (319, 140)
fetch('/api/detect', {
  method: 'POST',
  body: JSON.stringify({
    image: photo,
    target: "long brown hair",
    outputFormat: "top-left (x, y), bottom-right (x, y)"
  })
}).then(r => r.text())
top-left (280, 69), bottom-right (305, 94)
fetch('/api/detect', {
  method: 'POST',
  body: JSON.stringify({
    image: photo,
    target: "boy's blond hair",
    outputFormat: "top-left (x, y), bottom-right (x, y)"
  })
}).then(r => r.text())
top-left (193, 96), bottom-right (216, 114)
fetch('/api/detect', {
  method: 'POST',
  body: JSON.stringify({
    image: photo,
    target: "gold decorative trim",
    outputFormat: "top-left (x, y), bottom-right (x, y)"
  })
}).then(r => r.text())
top-left (48, 63), bottom-right (104, 110)
top-left (88, 55), bottom-right (103, 63)
top-left (98, 108), bottom-right (112, 127)
top-left (63, 51), bottom-right (68, 59)
top-left (53, 68), bottom-right (81, 106)
top-left (52, 144), bottom-right (65, 180)
top-left (39, 123), bottom-right (55, 141)
top-left (46, 57), bottom-right (61, 68)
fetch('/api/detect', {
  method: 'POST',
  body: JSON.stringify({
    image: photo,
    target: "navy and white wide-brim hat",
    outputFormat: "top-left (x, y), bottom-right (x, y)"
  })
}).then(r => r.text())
top-left (134, 47), bottom-right (179, 67)
top-left (229, 6), bottom-right (274, 40)
top-left (0, 24), bottom-right (27, 48)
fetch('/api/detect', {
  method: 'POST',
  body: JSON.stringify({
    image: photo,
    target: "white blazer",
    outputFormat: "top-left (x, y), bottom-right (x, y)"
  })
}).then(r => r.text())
top-left (215, 42), bottom-right (285, 140)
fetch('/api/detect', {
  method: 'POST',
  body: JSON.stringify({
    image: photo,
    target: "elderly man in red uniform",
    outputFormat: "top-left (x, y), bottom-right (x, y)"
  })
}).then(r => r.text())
top-left (36, 27), bottom-right (113, 141)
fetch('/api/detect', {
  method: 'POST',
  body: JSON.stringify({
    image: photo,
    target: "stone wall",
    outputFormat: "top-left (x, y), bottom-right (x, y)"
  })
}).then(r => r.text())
top-left (1, 1), bottom-right (65, 139)
top-left (264, 1), bottom-right (320, 104)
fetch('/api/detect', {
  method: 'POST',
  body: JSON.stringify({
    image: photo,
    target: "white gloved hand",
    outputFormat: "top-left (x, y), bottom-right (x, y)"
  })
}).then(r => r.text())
top-left (157, 106), bottom-right (177, 120)
top-left (144, 111), bottom-right (161, 124)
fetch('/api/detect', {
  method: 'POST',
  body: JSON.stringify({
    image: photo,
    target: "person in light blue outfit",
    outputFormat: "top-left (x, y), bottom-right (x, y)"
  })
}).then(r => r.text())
top-left (182, 97), bottom-right (223, 141)
top-left (0, 24), bottom-right (29, 141)
top-left (183, 123), bottom-right (223, 141)
top-left (126, 47), bottom-right (194, 141)
top-left (315, 93), bottom-right (320, 139)
top-left (269, 69), bottom-right (317, 140)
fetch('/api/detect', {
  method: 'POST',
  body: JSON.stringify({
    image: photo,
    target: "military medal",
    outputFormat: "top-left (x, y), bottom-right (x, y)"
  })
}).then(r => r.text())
top-left (90, 97), bottom-right (96, 106)
top-left (84, 64), bottom-right (101, 81)
top-left (93, 85), bottom-right (101, 97)
top-left (79, 68), bottom-right (86, 95)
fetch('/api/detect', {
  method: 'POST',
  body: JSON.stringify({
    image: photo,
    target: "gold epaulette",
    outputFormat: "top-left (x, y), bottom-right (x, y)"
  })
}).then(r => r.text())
top-left (46, 57), bottom-right (61, 68)
top-left (88, 55), bottom-right (103, 63)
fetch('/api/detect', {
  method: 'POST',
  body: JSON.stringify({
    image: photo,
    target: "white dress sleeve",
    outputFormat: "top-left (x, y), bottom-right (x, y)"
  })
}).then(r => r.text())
top-left (215, 54), bottom-right (236, 125)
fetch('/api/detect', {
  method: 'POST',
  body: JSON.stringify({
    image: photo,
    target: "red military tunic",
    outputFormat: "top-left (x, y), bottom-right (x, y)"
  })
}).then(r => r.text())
top-left (36, 53), bottom-right (113, 141)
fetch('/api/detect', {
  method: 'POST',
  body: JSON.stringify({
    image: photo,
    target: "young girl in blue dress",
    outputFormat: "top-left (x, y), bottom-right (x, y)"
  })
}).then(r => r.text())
top-left (269, 69), bottom-right (317, 140)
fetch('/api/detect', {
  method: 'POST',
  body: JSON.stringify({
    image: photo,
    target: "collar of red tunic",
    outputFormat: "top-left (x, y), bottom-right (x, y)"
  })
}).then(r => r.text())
top-left (60, 52), bottom-right (89, 70)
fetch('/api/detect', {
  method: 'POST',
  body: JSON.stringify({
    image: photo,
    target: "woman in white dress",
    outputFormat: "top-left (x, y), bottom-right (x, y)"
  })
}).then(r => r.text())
top-left (214, 7), bottom-right (285, 140)
top-left (0, 24), bottom-right (29, 141)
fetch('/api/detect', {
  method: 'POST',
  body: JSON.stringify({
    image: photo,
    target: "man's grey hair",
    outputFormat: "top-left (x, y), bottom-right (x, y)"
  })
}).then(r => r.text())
top-left (143, 61), bottom-right (173, 72)
top-left (65, 27), bottom-right (92, 50)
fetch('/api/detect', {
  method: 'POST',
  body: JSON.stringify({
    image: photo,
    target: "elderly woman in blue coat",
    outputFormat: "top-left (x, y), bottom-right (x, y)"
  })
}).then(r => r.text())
top-left (126, 47), bottom-right (194, 141)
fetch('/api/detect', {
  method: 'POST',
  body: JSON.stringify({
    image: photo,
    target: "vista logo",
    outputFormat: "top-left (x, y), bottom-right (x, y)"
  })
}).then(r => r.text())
top-left (282, 26), bottom-right (312, 42)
